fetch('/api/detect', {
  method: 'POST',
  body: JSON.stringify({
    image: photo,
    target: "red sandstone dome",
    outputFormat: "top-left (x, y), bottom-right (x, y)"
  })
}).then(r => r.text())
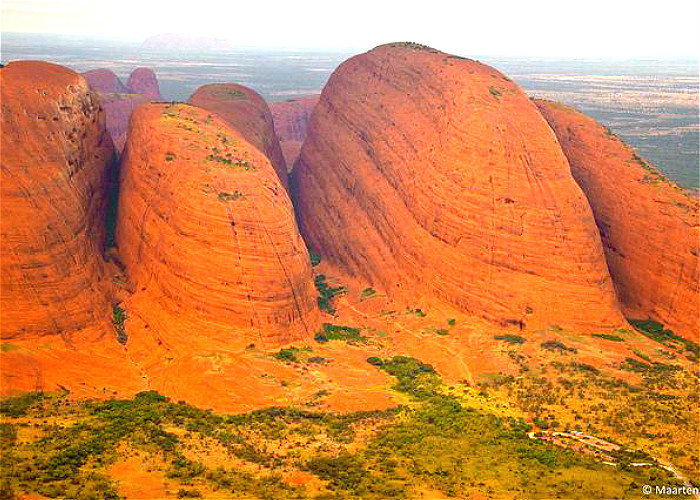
top-left (270, 95), bottom-right (320, 169)
top-left (0, 61), bottom-right (116, 339)
top-left (126, 67), bottom-right (162, 100)
top-left (115, 103), bottom-right (319, 349)
top-left (292, 43), bottom-right (624, 332)
top-left (82, 68), bottom-right (128, 94)
top-left (189, 83), bottom-right (288, 189)
top-left (82, 67), bottom-right (163, 151)
top-left (536, 100), bottom-right (700, 340)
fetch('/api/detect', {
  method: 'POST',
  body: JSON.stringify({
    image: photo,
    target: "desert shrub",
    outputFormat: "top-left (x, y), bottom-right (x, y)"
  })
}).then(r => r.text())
top-left (112, 304), bottom-right (128, 344)
top-left (495, 334), bottom-right (526, 345)
top-left (309, 250), bottom-right (321, 267)
top-left (314, 275), bottom-right (347, 315)
top-left (593, 333), bottom-right (624, 342)
top-left (541, 340), bottom-right (577, 354)
top-left (315, 324), bottom-right (367, 344)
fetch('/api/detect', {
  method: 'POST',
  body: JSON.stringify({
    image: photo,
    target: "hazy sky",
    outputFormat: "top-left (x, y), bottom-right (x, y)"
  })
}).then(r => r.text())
top-left (2, 0), bottom-right (699, 57)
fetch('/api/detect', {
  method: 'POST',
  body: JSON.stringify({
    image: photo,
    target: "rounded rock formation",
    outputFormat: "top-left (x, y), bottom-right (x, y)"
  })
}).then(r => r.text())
top-left (82, 68), bottom-right (128, 94)
top-left (115, 103), bottom-right (318, 348)
top-left (536, 100), bottom-right (700, 340)
top-left (0, 61), bottom-right (115, 339)
top-left (292, 43), bottom-right (624, 332)
top-left (126, 68), bottom-right (162, 100)
top-left (189, 83), bottom-right (288, 190)
top-left (270, 95), bottom-right (320, 169)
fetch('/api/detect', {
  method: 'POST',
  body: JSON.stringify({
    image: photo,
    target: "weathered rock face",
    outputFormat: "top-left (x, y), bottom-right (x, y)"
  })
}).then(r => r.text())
top-left (189, 84), bottom-right (288, 189)
top-left (115, 103), bottom-right (318, 348)
top-left (293, 44), bottom-right (624, 332)
top-left (126, 68), bottom-right (162, 100)
top-left (270, 95), bottom-right (319, 169)
top-left (82, 68), bottom-right (128, 94)
top-left (536, 100), bottom-right (700, 340)
top-left (0, 61), bottom-right (115, 339)
top-left (83, 68), bottom-right (162, 152)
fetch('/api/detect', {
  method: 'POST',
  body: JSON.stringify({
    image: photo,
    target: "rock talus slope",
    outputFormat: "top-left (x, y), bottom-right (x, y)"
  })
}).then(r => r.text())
top-left (292, 44), bottom-right (624, 332)
top-left (115, 103), bottom-right (318, 349)
top-left (0, 61), bottom-right (115, 339)
top-left (536, 100), bottom-right (700, 340)
top-left (270, 95), bottom-right (320, 168)
top-left (189, 84), bottom-right (288, 189)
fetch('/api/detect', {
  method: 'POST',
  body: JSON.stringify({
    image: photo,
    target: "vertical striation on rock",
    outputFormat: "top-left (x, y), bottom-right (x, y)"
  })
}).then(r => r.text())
top-left (0, 61), bottom-right (115, 339)
top-left (115, 103), bottom-right (318, 348)
top-left (536, 100), bottom-right (700, 340)
top-left (292, 43), bottom-right (624, 332)
top-left (189, 83), bottom-right (288, 189)
top-left (270, 95), bottom-right (320, 169)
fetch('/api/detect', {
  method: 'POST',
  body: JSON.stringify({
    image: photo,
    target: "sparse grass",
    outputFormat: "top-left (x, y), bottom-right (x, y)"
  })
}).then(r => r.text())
top-left (495, 334), bottom-right (526, 345)
top-left (629, 319), bottom-right (699, 362)
top-left (541, 340), bottom-right (577, 354)
top-left (592, 333), bottom-right (625, 342)
top-left (217, 191), bottom-right (245, 202)
top-left (360, 287), bottom-right (377, 300)
top-left (405, 307), bottom-right (426, 317)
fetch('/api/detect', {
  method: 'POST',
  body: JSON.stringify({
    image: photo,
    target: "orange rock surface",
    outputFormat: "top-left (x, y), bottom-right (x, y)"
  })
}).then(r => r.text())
top-left (0, 61), bottom-right (115, 339)
top-left (292, 44), bottom-right (624, 333)
top-left (188, 83), bottom-right (288, 189)
top-left (536, 100), bottom-right (700, 340)
top-left (270, 95), bottom-right (319, 168)
top-left (115, 103), bottom-right (318, 350)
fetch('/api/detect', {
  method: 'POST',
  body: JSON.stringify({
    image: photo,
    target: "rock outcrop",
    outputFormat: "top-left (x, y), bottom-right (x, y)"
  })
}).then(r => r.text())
top-left (536, 100), bottom-right (700, 340)
top-left (82, 68), bottom-right (128, 94)
top-left (270, 95), bottom-right (319, 168)
top-left (189, 84), bottom-right (288, 189)
top-left (115, 103), bottom-right (318, 348)
top-left (126, 68), bottom-right (162, 100)
top-left (292, 43), bottom-right (624, 332)
top-left (82, 67), bottom-right (162, 151)
top-left (0, 61), bottom-right (115, 339)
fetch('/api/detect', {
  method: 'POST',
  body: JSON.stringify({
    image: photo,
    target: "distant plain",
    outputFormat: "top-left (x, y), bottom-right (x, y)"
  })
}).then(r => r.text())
top-left (3, 33), bottom-right (697, 189)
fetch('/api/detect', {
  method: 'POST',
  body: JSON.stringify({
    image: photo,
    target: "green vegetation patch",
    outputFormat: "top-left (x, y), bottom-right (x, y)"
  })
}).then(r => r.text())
top-left (217, 191), bottom-right (245, 202)
top-left (495, 334), bottom-right (526, 345)
top-left (592, 333), bottom-right (625, 342)
top-left (629, 319), bottom-right (699, 361)
top-left (315, 324), bottom-right (368, 345)
top-left (541, 340), bottom-right (577, 354)
top-left (405, 307), bottom-right (426, 317)
top-left (314, 275), bottom-right (347, 315)
top-left (360, 287), bottom-right (377, 300)
top-left (308, 250), bottom-right (321, 267)
top-left (112, 304), bottom-right (127, 345)
top-left (272, 347), bottom-right (328, 365)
